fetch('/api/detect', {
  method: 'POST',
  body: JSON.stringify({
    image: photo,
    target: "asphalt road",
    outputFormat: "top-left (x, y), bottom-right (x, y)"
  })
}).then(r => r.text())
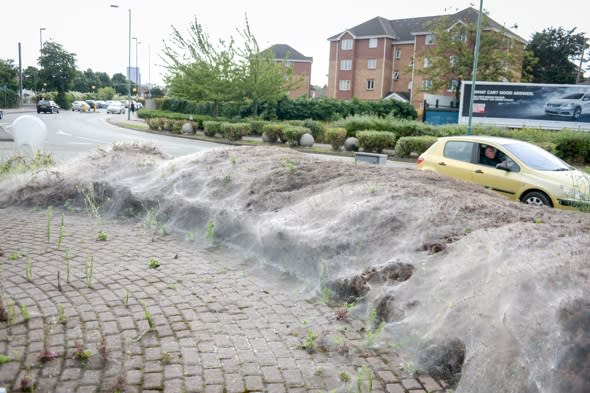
top-left (0, 108), bottom-right (220, 162)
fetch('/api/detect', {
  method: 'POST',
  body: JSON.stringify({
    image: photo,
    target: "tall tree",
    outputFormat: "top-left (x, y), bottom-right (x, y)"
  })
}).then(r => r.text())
top-left (234, 17), bottom-right (298, 116)
top-left (163, 17), bottom-right (238, 116)
top-left (38, 42), bottom-right (77, 106)
top-left (22, 66), bottom-right (40, 91)
top-left (111, 73), bottom-right (129, 95)
top-left (523, 27), bottom-right (587, 84)
top-left (414, 13), bottom-right (525, 100)
top-left (163, 15), bottom-right (295, 117)
top-left (0, 59), bottom-right (19, 91)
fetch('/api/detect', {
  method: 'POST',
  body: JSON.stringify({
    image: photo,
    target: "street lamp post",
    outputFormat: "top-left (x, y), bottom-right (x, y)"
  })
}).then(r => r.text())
top-left (132, 37), bottom-right (141, 95)
top-left (466, 0), bottom-right (484, 135)
top-left (110, 4), bottom-right (132, 120)
top-left (39, 27), bottom-right (46, 53)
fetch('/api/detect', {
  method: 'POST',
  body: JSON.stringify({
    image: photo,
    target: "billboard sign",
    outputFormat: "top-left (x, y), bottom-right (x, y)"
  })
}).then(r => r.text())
top-left (459, 81), bottom-right (590, 130)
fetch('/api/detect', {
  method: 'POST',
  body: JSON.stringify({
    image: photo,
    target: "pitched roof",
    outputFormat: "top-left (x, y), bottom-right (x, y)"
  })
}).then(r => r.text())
top-left (328, 7), bottom-right (525, 43)
top-left (265, 44), bottom-right (312, 62)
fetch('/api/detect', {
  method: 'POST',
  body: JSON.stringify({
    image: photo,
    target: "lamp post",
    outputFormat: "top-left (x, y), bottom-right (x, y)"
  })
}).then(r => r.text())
top-left (132, 37), bottom-right (141, 95)
top-left (110, 4), bottom-right (131, 120)
top-left (39, 27), bottom-right (46, 53)
top-left (466, 0), bottom-right (484, 135)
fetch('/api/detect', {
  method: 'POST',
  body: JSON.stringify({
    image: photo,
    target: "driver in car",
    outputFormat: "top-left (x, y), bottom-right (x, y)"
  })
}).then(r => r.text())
top-left (481, 145), bottom-right (503, 167)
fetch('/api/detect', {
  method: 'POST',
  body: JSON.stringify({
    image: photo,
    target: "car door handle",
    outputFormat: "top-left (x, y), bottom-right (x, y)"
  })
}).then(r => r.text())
top-left (438, 162), bottom-right (447, 166)
top-left (475, 169), bottom-right (484, 174)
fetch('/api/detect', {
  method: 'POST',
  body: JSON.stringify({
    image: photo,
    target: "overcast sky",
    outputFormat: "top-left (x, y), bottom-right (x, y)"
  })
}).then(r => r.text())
top-left (2, 0), bottom-right (589, 88)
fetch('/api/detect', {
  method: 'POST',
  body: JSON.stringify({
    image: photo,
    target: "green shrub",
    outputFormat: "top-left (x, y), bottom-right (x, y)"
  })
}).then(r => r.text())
top-left (203, 121), bottom-right (223, 137)
top-left (161, 118), bottom-right (173, 131)
top-left (221, 122), bottom-right (250, 141)
top-left (395, 136), bottom-right (438, 158)
top-left (172, 120), bottom-right (183, 134)
top-left (262, 123), bottom-right (287, 143)
top-left (553, 131), bottom-right (590, 164)
top-left (147, 118), bottom-right (161, 130)
top-left (249, 120), bottom-right (269, 136)
top-left (325, 127), bottom-right (347, 151)
top-left (303, 119), bottom-right (326, 141)
top-left (357, 130), bottom-right (397, 153)
top-left (282, 126), bottom-right (310, 147)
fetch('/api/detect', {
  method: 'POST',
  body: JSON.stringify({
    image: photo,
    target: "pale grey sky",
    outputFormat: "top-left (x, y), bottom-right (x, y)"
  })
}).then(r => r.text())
top-left (2, 0), bottom-right (589, 87)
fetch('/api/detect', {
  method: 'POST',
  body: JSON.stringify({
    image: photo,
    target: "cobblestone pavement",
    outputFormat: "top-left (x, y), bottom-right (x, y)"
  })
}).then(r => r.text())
top-left (0, 207), bottom-right (448, 392)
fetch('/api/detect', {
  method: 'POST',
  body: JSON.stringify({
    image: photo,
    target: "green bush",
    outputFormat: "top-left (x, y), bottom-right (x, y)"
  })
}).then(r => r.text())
top-left (553, 131), bottom-right (590, 164)
top-left (357, 130), bottom-right (397, 153)
top-left (161, 118), bottom-right (173, 131)
top-left (147, 118), bottom-right (161, 130)
top-left (203, 121), bottom-right (223, 137)
top-left (325, 127), bottom-right (347, 151)
top-left (395, 136), bottom-right (438, 158)
top-left (221, 122), bottom-right (250, 141)
top-left (262, 123), bottom-right (288, 143)
top-left (282, 126), bottom-right (310, 147)
top-left (303, 119), bottom-right (326, 141)
top-left (248, 120), bottom-right (269, 136)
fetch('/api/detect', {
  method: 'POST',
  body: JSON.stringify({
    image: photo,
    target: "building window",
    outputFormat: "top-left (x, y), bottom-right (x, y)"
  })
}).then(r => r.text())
top-left (422, 80), bottom-right (432, 90)
top-left (395, 49), bottom-right (401, 59)
top-left (369, 38), bottom-right (378, 48)
top-left (447, 79), bottom-right (460, 92)
top-left (425, 34), bottom-right (436, 45)
top-left (424, 57), bottom-right (431, 68)
top-left (392, 71), bottom-right (400, 80)
top-left (367, 79), bottom-right (375, 90)
top-left (340, 59), bottom-right (352, 71)
top-left (368, 59), bottom-right (377, 69)
top-left (341, 39), bottom-right (353, 50)
top-left (339, 80), bottom-right (351, 91)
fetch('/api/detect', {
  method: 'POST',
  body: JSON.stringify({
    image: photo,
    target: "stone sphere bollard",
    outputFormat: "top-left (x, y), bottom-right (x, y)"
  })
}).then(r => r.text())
top-left (12, 115), bottom-right (47, 153)
top-left (299, 133), bottom-right (314, 147)
top-left (181, 122), bottom-right (194, 134)
top-left (344, 137), bottom-right (359, 151)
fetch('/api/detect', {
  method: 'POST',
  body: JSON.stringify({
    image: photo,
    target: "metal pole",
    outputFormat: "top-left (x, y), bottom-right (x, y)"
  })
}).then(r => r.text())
top-left (39, 27), bottom-right (46, 52)
top-left (148, 44), bottom-right (151, 98)
top-left (18, 43), bottom-right (23, 107)
top-left (467, 0), bottom-right (484, 135)
top-left (127, 9), bottom-right (131, 120)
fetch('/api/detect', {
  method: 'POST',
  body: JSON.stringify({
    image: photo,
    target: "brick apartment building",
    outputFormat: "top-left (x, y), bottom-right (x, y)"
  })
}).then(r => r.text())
top-left (326, 7), bottom-right (526, 113)
top-left (266, 44), bottom-right (313, 98)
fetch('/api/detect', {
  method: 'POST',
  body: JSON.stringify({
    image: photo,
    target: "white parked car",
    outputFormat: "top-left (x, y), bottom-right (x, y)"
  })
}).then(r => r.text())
top-left (72, 100), bottom-right (90, 112)
top-left (106, 102), bottom-right (126, 114)
top-left (544, 93), bottom-right (590, 120)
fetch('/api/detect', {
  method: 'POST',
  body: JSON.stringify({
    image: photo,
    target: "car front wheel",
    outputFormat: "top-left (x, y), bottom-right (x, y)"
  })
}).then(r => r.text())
top-left (522, 191), bottom-right (552, 207)
top-left (573, 107), bottom-right (582, 120)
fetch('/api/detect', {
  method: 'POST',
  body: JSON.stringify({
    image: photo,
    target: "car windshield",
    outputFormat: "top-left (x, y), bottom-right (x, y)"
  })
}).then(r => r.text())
top-left (561, 93), bottom-right (583, 100)
top-left (503, 142), bottom-right (571, 171)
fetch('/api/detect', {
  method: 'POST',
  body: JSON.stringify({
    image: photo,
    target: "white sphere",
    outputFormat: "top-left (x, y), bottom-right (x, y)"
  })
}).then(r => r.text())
top-left (299, 133), bottom-right (314, 147)
top-left (12, 115), bottom-right (47, 153)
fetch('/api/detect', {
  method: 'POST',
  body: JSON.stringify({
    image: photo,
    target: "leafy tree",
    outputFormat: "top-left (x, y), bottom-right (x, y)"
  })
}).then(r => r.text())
top-left (414, 13), bottom-right (524, 100)
top-left (163, 15), bottom-right (295, 117)
top-left (97, 86), bottom-right (116, 100)
top-left (95, 72), bottom-right (112, 89)
top-left (112, 73), bottom-right (129, 95)
top-left (149, 86), bottom-right (165, 98)
top-left (523, 27), bottom-right (588, 83)
top-left (234, 18), bottom-right (298, 117)
top-left (0, 59), bottom-right (19, 107)
top-left (163, 17), bottom-right (238, 116)
top-left (38, 42), bottom-right (77, 106)
top-left (22, 66), bottom-right (41, 91)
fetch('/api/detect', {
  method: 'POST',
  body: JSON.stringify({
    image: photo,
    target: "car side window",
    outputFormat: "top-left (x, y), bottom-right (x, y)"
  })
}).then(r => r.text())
top-left (443, 141), bottom-right (475, 162)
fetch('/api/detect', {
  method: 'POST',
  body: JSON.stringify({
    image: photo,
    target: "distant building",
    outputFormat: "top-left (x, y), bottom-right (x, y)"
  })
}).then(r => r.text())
top-left (265, 44), bottom-right (313, 98)
top-left (326, 7), bottom-right (525, 112)
top-left (127, 67), bottom-right (142, 93)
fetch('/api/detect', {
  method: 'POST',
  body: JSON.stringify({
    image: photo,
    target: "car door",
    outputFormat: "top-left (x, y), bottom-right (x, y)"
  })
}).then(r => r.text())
top-left (582, 94), bottom-right (590, 115)
top-left (470, 143), bottom-right (523, 200)
top-left (436, 140), bottom-right (479, 182)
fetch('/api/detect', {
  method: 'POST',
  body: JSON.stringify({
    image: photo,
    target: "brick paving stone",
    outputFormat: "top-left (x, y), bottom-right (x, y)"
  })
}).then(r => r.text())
top-left (418, 375), bottom-right (442, 391)
top-left (143, 372), bottom-right (163, 389)
top-left (163, 378), bottom-right (184, 392)
top-left (0, 208), bottom-right (438, 393)
top-left (224, 373), bottom-right (245, 392)
top-left (386, 384), bottom-right (406, 393)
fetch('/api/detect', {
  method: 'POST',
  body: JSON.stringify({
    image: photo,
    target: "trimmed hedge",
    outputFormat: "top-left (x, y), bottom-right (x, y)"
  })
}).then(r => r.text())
top-left (203, 121), bottom-right (223, 137)
top-left (325, 127), bottom-right (347, 151)
top-left (221, 122), bottom-right (250, 141)
top-left (395, 136), bottom-right (438, 158)
top-left (357, 130), bottom-right (397, 153)
top-left (282, 126), bottom-right (310, 146)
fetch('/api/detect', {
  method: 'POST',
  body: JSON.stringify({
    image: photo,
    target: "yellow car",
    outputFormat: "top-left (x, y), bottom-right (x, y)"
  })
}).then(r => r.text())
top-left (416, 135), bottom-right (590, 210)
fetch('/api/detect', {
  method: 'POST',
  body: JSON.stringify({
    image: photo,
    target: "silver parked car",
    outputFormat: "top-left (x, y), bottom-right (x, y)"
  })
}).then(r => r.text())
top-left (106, 102), bottom-right (126, 114)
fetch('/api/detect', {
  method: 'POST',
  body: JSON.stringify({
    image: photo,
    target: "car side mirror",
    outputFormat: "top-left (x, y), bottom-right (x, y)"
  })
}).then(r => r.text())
top-left (496, 161), bottom-right (510, 171)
